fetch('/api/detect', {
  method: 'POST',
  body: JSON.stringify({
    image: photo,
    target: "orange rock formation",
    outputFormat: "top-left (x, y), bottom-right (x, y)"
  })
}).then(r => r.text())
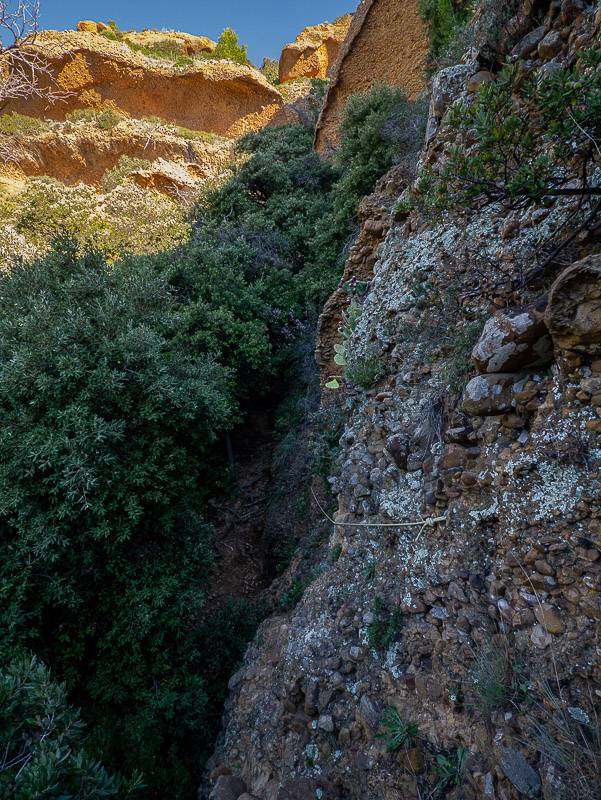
top-left (315, 0), bottom-right (429, 154)
top-left (2, 120), bottom-right (235, 189)
top-left (278, 15), bottom-right (353, 84)
top-left (6, 31), bottom-right (284, 138)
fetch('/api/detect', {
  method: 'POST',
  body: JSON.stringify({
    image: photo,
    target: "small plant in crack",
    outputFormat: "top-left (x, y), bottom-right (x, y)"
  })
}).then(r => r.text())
top-left (377, 708), bottom-right (418, 752)
top-left (435, 747), bottom-right (467, 790)
top-left (368, 596), bottom-right (403, 649)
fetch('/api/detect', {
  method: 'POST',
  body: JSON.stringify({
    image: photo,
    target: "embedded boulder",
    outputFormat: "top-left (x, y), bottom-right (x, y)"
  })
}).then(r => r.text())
top-left (545, 254), bottom-right (601, 354)
top-left (462, 374), bottom-right (519, 416)
top-left (472, 300), bottom-right (552, 373)
top-left (278, 15), bottom-right (352, 83)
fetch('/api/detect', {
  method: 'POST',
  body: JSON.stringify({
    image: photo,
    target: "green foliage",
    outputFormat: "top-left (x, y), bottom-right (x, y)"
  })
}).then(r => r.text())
top-left (435, 747), bottom-right (467, 790)
top-left (0, 176), bottom-right (190, 265)
top-left (314, 84), bottom-right (427, 274)
top-left (210, 28), bottom-right (249, 65)
top-left (261, 57), bottom-right (280, 84)
top-left (124, 38), bottom-right (193, 68)
top-left (66, 108), bottom-right (126, 130)
top-left (102, 154), bottom-right (150, 192)
top-left (328, 544), bottom-right (343, 564)
top-left (0, 656), bottom-right (143, 799)
top-left (167, 124), bottom-right (335, 398)
top-left (279, 579), bottom-right (306, 610)
top-left (377, 708), bottom-right (418, 752)
top-left (368, 597), bottom-right (403, 650)
top-left (0, 112), bottom-right (49, 137)
top-left (0, 243), bottom-right (234, 797)
top-left (419, 0), bottom-right (475, 66)
top-left (345, 347), bottom-right (386, 389)
top-left (414, 50), bottom-right (601, 213)
top-left (363, 561), bottom-right (377, 580)
top-left (99, 27), bottom-right (124, 42)
top-left (471, 644), bottom-right (511, 712)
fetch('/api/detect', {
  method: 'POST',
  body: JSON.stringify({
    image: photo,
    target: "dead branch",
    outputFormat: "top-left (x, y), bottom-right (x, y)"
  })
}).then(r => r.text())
top-left (0, 1), bottom-right (70, 110)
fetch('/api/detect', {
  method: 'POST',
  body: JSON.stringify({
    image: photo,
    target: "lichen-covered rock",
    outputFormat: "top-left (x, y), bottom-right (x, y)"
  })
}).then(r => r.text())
top-left (462, 373), bottom-right (519, 416)
top-left (471, 302), bottom-right (552, 373)
top-left (545, 254), bottom-right (601, 354)
top-left (426, 64), bottom-right (472, 141)
top-left (315, 0), bottom-right (428, 154)
top-left (279, 16), bottom-right (352, 83)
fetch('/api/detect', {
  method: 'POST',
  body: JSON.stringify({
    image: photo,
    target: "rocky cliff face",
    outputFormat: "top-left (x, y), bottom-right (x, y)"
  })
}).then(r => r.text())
top-left (315, 0), bottom-right (429, 155)
top-left (6, 30), bottom-right (285, 137)
top-left (205, 2), bottom-right (601, 799)
top-left (1, 117), bottom-right (234, 190)
top-left (279, 16), bottom-right (353, 84)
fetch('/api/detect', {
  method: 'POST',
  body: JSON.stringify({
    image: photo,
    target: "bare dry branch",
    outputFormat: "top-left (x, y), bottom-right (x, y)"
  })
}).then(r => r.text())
top-left (0, 1), bottom-right (70, 109)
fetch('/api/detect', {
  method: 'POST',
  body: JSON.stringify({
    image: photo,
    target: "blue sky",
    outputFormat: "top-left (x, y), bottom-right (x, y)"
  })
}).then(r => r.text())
top-left (38, 1), bottom-right (355, 64)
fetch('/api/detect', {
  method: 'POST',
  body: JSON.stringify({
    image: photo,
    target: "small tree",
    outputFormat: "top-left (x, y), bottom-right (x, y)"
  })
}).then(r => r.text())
top-left (212, 27), bottom-right (249, 65)
top-left (412, 49), bottom-right (601, 279)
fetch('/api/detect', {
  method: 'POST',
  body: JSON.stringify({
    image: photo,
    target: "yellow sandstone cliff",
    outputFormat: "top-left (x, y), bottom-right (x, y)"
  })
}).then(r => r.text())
top-left (315, 0), bottom-right (429, 154)
top-left (278, 15), bottom-right (353, 83)
top-left (6, 30), bottom-right (285, 138)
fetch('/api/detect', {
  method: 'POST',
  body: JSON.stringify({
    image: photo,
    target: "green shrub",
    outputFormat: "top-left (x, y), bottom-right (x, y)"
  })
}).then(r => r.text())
top-left (345, 348), bottom-right (386, 389)
top-left (210, 28), bottom-right (249, 65)
top-left (368, 597), bottom-right (403, 649)
top-left (261, 57), bottom-right (280, 84)
top-left (125, 39), bottom-right (193, 68)
top-left (435, 747), bottom-right (467, 790)
top-left (0, 112), bottom-right (49, 137)
top-left (66, 107), bottom-right (126, 129)
top-left (313, 84), bottom-right (427, 277)
top-left (419, 0), bottom-right (475, 67)
top-left (414, 50), bottom-right (601, 214)
top-left (279, 579), bottom-right (306, 610)
top-left (0, 176), bottom-right (190, 265)
top-left (102, 154), bottom-right (150, 192)
top-left (0, 243), bottom-right (234, 797)
top-left (0, 656), bottom-right (143, 799)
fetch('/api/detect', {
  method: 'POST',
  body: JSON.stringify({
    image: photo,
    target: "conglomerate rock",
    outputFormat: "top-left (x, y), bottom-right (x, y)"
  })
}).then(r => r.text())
top-left (315, 0), bottom-right (429, 154)
top-left (205, 2), bottom-right (601, 798)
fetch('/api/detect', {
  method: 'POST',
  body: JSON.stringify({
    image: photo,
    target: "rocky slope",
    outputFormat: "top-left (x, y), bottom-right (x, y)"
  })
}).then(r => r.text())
top-left (315, 0), bottom-right (429, 154)
top-left (205, 2), bottom-right (601, 799)
top-left (0, 115), bottom-right (235, 191)
top-left (6, 30), bottom-right (286, 137)
top-left (279, 16), bottom-right (353, 84)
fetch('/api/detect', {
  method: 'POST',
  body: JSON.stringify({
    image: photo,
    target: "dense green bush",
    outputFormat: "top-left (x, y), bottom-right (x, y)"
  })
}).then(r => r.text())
top-left (157, 124), bottom-right (337, 395)
top-left (312, 84), bottom-right (427, 276)
top-left (209, 28), bottom-right (250, 65)
top-left (0, 656), bottom-right (143, 799)
top-left (0, 243), bottom-right (233, 797)
top-left (0, 112), bottom-right (49, 137)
